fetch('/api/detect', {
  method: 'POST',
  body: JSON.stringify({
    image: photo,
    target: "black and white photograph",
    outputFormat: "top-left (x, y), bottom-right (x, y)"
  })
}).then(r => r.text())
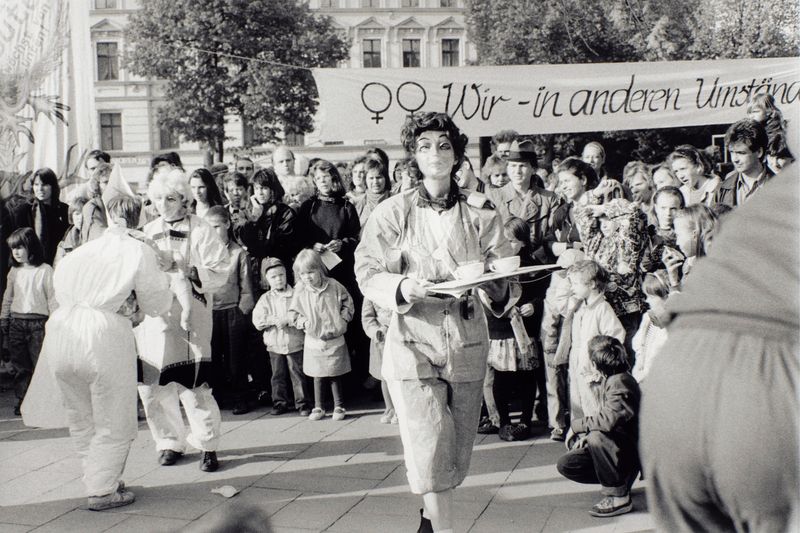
top-left (0, 0), bottom-right (797, 531)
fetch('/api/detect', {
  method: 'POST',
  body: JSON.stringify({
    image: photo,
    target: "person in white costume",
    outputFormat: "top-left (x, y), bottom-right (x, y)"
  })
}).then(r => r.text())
top-left (135, 168), bottom-right (230, 472)
top-left (31, 195), bottom-right (172, 511)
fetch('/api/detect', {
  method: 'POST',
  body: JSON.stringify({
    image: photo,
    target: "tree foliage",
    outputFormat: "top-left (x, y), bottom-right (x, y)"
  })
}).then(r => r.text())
top-left (125, 0), bottom-right (349, 160)
top-left (465, 0), bottom-right (799, 168)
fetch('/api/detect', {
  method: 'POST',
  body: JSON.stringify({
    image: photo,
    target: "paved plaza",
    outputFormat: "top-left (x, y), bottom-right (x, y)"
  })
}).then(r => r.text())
top-left (0, 385), bottom-right (653, 533)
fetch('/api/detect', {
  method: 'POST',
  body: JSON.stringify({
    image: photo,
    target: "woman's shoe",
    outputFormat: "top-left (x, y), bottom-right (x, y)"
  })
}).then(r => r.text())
top-left (332, 407), bottom-right (346, 421)
top-left (308, 407), bottom-right (325, 421)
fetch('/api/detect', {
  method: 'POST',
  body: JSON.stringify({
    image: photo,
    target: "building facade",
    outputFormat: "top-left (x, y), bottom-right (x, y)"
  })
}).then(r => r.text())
top-left (87, 0), bottom-right (476, 184)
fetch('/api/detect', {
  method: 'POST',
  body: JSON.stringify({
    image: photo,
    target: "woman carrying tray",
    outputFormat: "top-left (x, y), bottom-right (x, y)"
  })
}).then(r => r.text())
top-left (355, 112), bottom-right (514, 533)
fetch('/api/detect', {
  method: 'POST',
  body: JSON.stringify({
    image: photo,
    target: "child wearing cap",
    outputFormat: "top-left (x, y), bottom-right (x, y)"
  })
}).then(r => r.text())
top-left (252, 257), bottom-right (311, 416)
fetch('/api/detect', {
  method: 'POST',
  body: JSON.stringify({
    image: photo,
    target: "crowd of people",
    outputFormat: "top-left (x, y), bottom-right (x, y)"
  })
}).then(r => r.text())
top-left (0, 91), bottom-right (795, 530)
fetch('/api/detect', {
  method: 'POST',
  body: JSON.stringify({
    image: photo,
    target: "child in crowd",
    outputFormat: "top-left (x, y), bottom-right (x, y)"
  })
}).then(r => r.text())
top-left (557, 335), bottom-right (641, 518)
top-left (663, 204), bottom-right (719, 289)
top-left (632, 271), bottom-right (670, 383)
top-left (54, 196), bottom-right (88, 265)
top-left (224, 172), bottom-right (250, 232)
top-left (565, 260), bottom-right (625, 421)
top-left (746, 93), bottom-right (783, 126)
top-left (479, 278), bottom-right (538, 442)
top-left (481, 154), bottom-right (509, 189)
top-left (205, 206), bottom-right (255, 414)
top-left (0, 228), bottom-right (57, 415)
top-left (361, 298), bottom-right (396, 424)
top-left (651, 163), bottom-right (681, 190)
top-left (641, 186), bottom-right (684, 273)
top-left (252, 258), bottom-right (312, 417)
top-left (289, 249), bottom-right (353, 421)
top-left (541, 248), bottom-right (585, 441)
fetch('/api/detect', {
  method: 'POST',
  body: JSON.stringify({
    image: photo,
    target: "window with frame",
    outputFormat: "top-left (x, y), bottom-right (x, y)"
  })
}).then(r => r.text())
top-left (159, 126), bottom-right (179, 150)
top-left (402, 39), bottom-right (420, 67)
top-left (100, 113), bottom-right (122, 151)
top-left (97, 42), bottom-right (119, 81)
top-left (441, 39), bottom-right (459, 66)
top-left (401, 0), bottom-right (419, 6)
top-left (361, 0), bottom-right (379, 6)
top-left (95, 0), bottom-right (118, 8)
top-left (440, 0), bottom-right (454, 6)
top-left (319, 0), bottom-right (337, 7)
top-left (285, 131), bottom-right (305, 147)
top-left (362, 39), bottom-right (381, 68)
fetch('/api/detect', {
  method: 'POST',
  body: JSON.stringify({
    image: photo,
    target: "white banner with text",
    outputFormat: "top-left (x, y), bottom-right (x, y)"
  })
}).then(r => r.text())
top-left (312, 57), bottom-right (800, 143)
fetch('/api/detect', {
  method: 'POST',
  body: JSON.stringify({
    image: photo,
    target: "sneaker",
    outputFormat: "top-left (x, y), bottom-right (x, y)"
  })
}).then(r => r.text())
top-left (379, 409), bottom-right (395, 424)
top-left (270, 404), bottom-right (288, 416)
top-left (477, 417), bottom-right (499, 435)
top-left (200, 451), bottom-right (219, 472)
top-left (589, 495), bottom-right (633, 517)
top-left (510, 423), bottom-right (531, 441)
top-left (308, 407), bottom-right (325, 421)
top-left (332, 407), bottom-right (346, 421)
top-left (88, 489), bottom-right (136, 511)
top-left (498, 424), bottom-right (515, 442)
top-left (390, 414), bottom-right (398, 424)
top-left (550, 427), bottom-right (566, 441)
top-left (299, 408), bottom-right (312, 417)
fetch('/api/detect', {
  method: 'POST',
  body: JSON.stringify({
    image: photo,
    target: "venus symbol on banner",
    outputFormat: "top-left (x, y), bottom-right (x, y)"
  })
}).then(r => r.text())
top-left (361, 81), bottom-right (427, 123)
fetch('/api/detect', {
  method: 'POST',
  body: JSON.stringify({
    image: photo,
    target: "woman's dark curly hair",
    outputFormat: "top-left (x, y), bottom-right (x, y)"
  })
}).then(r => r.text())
top-left (400, 112), bottom-right (468, 178)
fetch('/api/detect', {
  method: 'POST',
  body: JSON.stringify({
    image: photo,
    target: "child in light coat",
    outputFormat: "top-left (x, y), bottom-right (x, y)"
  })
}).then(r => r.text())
top-left (362, 297), bottom-right (396, 424)
top-left (565, 260), bottom-right (625, 421)
top-left (289, 249), bottom-right (354, 421)
top-left (252, 257), bottom-right (311, 416)
top-left (540, 249), bottom-right (585, 441)
top-left (631, 271), bottom-right (670, 383)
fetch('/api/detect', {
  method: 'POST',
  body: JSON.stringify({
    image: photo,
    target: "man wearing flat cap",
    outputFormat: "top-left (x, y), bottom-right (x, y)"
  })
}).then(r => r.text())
top-left (486, 139), bottom-right (561, 263)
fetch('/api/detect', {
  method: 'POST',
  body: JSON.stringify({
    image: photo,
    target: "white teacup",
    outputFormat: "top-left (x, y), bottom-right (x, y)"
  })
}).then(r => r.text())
top-left (454, 261), bottom-right (485, 280)
top-left (489, 256), bottom-right (520, 273)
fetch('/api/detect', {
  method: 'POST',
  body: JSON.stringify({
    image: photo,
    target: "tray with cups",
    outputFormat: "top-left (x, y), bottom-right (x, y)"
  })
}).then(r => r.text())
top-left (427, 257), bottom-right (559, 297)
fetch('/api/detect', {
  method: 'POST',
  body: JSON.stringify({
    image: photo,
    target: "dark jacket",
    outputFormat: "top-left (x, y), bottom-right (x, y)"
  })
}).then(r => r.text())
top-left (12, 199), bottom-right (69, 265)
top-left (240, 202), bottom-right (299, 272)
top-left (572, 372), bottom-right (641, 442)
top-left (714, 167), bottom-right (774, 208)
top-left (296, 195), bottom-right (361, 287)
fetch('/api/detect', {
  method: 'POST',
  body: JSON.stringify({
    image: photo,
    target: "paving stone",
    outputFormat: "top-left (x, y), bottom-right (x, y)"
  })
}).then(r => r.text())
top-left (0, 523), bottom-right (31, 533)
top-left (268, 493), bottom-right (363, 530)
top-left (0, 470), bottom-right (80, 506)
top-left (103, 515), bottom-right (189, 533)
top-left (253, 470), bottom-right (380, 494)
top-left (0, 499), bottom-right (79, 527)
top-left (104, 495), bottom-right (222, 520)
top-left (470, 502), bottom-right (553, 533)
top-left (29, 509), bottom-right (128, 533)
